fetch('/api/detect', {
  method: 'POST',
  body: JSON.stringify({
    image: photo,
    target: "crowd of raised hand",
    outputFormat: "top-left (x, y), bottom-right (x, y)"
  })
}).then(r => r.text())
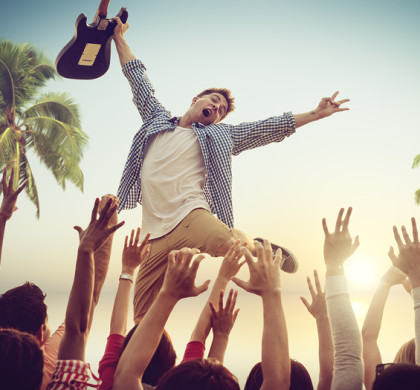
top-left (1, 167), bottom-right (420, 390)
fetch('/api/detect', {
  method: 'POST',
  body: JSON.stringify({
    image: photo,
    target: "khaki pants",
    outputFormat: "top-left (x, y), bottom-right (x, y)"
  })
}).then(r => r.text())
top-left (133, 208), bottom-right (234, 320)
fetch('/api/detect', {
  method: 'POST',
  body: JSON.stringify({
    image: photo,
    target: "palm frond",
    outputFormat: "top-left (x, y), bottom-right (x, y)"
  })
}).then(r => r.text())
top-left (26, 128), bottom-right (85, 191)
top-left (0, 127), bottom-right (17, 167)
top-left (21, 92), bottom-right (82, 128)
top-left (412, 154), bottom-right (420, 169)
top-left (19, 152), bottom-right (40, 218)
top-left (0, 40), bottom-right (57, 111)
top-left (415, 189), bottom-right (420, 205)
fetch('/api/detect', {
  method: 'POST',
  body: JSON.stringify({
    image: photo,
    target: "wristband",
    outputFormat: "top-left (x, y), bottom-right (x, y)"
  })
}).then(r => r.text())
top-left (119, 273), bottom-right (134, 283)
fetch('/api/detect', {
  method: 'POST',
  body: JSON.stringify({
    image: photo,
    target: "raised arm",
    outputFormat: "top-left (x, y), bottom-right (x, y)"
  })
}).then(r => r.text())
top-left (232, 240), bottom-right (290, 390)
top-left (389, 217), bottom-right (420, 364)
top-left (88, 194), bottom-right (120, 332)
top-left (362, 265), bottom-right (406, 390)
top-left (114, 248), bottom-right (210, 390)
top-left (0, 168), bottom-right (27, 266)
top-left (110, 228), bottom-right (150, 336)
top-left (300, 270), bottom-right (333, 390)
top-left (58, 198), bottom-right (124, 361)
top-left (207, 289), bottom-right (239, 363)
top-left (322, 207), bottom-right (363, 390)
top-left (112, 18), bottom-right (168, 123)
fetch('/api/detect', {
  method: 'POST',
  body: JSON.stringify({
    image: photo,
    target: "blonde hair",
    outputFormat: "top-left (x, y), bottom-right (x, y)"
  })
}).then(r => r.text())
top-left (393, 338), bottom-right (415, 364)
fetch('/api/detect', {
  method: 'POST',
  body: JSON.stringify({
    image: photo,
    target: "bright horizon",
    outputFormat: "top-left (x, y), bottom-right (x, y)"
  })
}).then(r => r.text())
top-left (1, 0), bottom-right (420, 386)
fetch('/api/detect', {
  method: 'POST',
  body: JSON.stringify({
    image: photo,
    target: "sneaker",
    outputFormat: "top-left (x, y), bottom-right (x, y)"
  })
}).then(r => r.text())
top-left (254, 237), bottom-right (299, 274)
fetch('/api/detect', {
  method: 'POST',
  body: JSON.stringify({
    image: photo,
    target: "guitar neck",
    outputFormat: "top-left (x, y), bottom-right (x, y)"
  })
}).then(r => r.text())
top-left (93, 0), bottom-right (110, 21)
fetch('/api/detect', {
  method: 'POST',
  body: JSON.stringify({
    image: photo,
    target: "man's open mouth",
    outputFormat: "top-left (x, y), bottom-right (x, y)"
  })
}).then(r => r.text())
top-left (203, 108), bottom-right (211, 117)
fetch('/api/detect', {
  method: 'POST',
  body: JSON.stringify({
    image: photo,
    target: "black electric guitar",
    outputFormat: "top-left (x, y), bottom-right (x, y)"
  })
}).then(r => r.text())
top-left (56, 0), bottom-right (128, 80)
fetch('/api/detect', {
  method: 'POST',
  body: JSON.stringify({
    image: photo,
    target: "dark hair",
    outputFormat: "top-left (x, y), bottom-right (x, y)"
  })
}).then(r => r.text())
top-left (0, 328), bottom-right (44, 390)
top-left (373, 363), bottom-right (420, 390)
top-left (121, 326), bottom-right (176, 386)
top-left (245, 360), bottom-right (313, 390)
top-left (156, 359), bottom-right (240, 390)
top-left (0, 282), bottom-right (47, 335)
top-left (196, 88), bottom-right (235, 121)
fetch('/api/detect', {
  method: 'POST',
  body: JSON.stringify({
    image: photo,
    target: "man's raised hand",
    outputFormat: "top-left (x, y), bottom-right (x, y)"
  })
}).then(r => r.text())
top-left (315, 91), bottom-right (350, 119)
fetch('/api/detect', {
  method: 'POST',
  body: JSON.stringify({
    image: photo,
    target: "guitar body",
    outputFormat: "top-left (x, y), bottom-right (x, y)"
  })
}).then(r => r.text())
top-left (56, 7), bottom-right (128, 80)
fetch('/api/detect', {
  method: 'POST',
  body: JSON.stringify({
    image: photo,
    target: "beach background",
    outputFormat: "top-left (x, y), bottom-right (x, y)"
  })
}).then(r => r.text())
top-left (1, 0), bottom-right (420, 387)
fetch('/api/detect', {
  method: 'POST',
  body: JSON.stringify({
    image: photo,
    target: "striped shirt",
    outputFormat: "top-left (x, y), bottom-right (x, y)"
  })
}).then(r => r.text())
top-left (117, 59), bottom-right (296, 228)
top-left (47, 360), bottom-right (100, 389)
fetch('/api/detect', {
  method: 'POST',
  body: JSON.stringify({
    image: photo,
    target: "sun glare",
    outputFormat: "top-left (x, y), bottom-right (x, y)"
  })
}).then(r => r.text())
top-left (344, 254), bottom-right (378, 290)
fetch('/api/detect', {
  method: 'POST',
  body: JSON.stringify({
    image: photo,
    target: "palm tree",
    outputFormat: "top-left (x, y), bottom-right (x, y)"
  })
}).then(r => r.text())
top-left (0, 40), bottom-right (88, 217)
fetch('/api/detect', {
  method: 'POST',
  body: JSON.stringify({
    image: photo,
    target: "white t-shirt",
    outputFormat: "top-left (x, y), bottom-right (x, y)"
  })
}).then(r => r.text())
top-left (141, 126), bottom-right (211, 239)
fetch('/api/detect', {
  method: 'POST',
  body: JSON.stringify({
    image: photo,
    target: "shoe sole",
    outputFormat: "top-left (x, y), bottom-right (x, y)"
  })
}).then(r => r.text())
top-left (254, 237), bottom-right (299, 274)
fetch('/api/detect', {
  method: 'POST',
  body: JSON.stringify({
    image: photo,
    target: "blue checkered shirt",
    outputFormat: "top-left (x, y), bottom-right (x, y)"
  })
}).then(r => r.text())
top-left (117, 59), bottom-right (296, 228)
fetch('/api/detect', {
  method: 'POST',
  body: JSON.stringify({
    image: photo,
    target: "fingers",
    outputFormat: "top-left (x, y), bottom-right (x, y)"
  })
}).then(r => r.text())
top-left (16, 180), bottom-right (28, 196)
top-left (195, 279), bottom-right (210, 296)
top-left (393, 226), bottom-right (404, 248)
top-left (124, 234), bottom-right (128, 249)
top-left (300, 296), bottom-right (310, 311)
top-left (313, 269), bottom-right (323, 294)
top-left (307, 276), bottom-right (316, 298)
top-left (334, 208), bottom-right (345, 233)
top-left (241, 246), bottom-right (256, 272)
top-left (388, 246), bottom-right (397, 265)
top-left (134, 227), bottom-right (141, 246)
top-left (91, 198), bottom-right (100, 222)
top-left (129, 229), bottom-right (135, 246)
top-left (273, 248), bottom-right (283, 268)
top-left (108, 220), bottom-right (125, 235)
top-left (342, 207), bottom-right (353, 231)
top-left (231, 276), bottom-right (247, 291)
top-left (331, 91), bottom-right (339, 100)
top-left (401, 226), bottom-right (411, 245)
top-left (412, 218), bottom-right (419, 244)
top-left (322, 218), bottom-right (329, 236)
top-left (74, 226), bottom-right (83, 235)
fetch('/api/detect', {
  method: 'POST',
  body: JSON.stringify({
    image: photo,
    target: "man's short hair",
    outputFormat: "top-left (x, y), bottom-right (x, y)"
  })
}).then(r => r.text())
top-left (0, 328), bottom-right (44, 390)
top-left (197, 88), bottom-right (236, 121)
top-left (0, 282), bottom-right (47, 335)
top-left (156, 358), bottom-right (240, 390)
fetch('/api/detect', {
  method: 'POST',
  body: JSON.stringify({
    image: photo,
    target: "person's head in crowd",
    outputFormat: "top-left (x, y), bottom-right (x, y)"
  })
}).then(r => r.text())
top-left (244, 359), bottom-right (314, 390)
top-left (0, 282), bottom-right (50, 345)
top-left (0, 328), bottom-right (44, 390)
top-left (373, 363), bottom-right (420, 390)
top-left (393, 338), bottom-right (415, 364)
top-left (155, 358), bottom-right (239, 390)
top-left (121, 325), bottom-right (177, 386)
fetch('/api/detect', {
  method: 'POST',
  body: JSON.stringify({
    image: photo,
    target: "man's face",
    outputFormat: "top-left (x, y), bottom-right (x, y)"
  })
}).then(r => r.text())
top-left (191, 93), bottom-right (228, 125)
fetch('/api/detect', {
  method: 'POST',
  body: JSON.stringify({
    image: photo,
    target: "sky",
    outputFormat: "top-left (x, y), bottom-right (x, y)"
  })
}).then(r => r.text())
top-left (1, 0), bottom-right (420, 386)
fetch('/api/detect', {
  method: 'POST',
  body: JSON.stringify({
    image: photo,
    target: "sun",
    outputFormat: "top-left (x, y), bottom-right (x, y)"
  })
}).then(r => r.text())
top-left (344, 253), bottom-right (378, 290)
